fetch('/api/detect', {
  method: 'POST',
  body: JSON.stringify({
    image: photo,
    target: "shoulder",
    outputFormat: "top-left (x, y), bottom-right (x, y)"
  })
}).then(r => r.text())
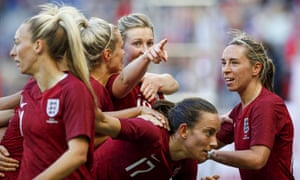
top-left (107, 73), bottom-right (119, 83)
top-left (23, 78), bottom-right (37, 90)
top-left (253, 88), bottom-right (286, 108)
top-left (60, 74), bottom-right (89, 92)
top-left (118, 118), bottom-right (163, 141)
top-left (259, 88), bottom-right (283, 102)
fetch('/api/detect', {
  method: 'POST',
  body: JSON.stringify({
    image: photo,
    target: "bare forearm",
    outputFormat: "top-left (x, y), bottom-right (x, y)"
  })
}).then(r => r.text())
top-left (0, 109), bottom-right (14, 127)
top-left (210, 148), bottom-right (268, 169)
top-left (0, 91), bottom-right (21, 110)
top-left (95, 109), bottom-right (121, 138)
top-left (155, 73), bottom-right (179, 94)
top-left (34, 138), bottom-right (89, 180)
top-left (104, 107), bottom-right (141, 118)
top-left (113, 55), bottom-right (150, 98)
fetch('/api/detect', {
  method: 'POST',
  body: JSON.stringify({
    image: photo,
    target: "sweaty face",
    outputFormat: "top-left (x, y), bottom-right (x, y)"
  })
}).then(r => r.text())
top-left (122, 27), bottom-right (154, 66)
top-left (184, 112), bottom-right (220, 162)
top-left (221, 45), bottom-right (256, 93)
top-left (10, 23), bottom-right (37, 75)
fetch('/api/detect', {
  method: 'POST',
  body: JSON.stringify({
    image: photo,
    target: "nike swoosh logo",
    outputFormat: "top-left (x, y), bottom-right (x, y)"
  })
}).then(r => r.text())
top-left (20, 102), bottom-right (27, 108)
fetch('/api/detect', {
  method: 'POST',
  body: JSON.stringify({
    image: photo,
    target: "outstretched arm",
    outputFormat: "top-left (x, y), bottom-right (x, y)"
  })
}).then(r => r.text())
top-left (104, 106), bottom-right (163, 120)
top-left (95, 107), bottom-right (166, 137)
top-left (209, 145), bottom-right (271, 169)
top-left (94, 107), bottom-right (167, 148)
top-left (0, 110), bottom-right (14, 127)
top-left (0, 91), bottom-right (21, 110)
top-left (112, 39), bottom-right (168, 98)
top-left (95, 108), bottom-right (121, 138)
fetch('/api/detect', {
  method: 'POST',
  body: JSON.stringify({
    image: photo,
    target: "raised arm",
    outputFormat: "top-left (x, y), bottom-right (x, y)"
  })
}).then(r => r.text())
top-left (112, 39), bottom-right (168, 98)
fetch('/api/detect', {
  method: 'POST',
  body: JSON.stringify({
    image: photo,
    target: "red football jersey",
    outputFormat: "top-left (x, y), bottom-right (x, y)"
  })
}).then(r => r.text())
top-left (18, 73), bottom-right (95, 180)
top-left (92, 118), bottom-right (198, 180)
top-left (217, 87), bottom-right (294, 180)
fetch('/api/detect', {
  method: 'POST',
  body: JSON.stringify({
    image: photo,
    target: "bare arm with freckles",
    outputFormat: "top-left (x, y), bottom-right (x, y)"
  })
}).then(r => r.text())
top-left (112, 39), bottom-right (168, 99)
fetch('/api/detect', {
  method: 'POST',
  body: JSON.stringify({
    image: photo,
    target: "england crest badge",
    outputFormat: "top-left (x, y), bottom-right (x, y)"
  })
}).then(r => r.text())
top-left (243, 117), bottom-right (249, 140)
top-left (46, 98), bottom-right (59, 123)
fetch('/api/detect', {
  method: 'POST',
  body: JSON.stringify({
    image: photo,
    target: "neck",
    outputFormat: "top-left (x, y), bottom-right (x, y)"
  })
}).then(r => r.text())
top-left (169, 135), bottom-right (186, 161)
top-left (240, 83), bottom-right (262, 108)
top-left (35, 68), bottom-right (65, 92)
top-left (91, 65), bottom-right (110, 86)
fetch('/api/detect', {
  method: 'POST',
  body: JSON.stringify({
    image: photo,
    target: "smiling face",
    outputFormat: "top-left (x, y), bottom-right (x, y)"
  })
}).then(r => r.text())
top-left (10, 23), bottom-right (38, 75)
top-left (122, 27), bottom-right (154, 66)
top-left (221, 44), bottom-right (256, 93)
top-left (183, 112), bottom-right (220, 162)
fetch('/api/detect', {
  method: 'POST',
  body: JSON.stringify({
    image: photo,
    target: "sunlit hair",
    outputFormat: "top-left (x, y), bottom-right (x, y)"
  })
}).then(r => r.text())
top-left (79, 17), bottom-right (119, 70)
top-left (24, 3), bottom-right (97, 105)
top-left (118, 13), bottom-right (154, 42)
top-left (228, 29), bottom-right (275, 92)
top-left (152, 98), bottom-right (218, 135)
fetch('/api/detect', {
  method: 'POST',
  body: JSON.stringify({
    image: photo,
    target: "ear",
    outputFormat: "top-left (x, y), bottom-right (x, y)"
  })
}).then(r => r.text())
top-left (33, 39), bottom-right (43, 54)
top-left (178, 123), bottom-right (189, 139)
top-left (102, 49), bottom-right (112, 62)
top-left (252, 61), bottom-right (262, 76)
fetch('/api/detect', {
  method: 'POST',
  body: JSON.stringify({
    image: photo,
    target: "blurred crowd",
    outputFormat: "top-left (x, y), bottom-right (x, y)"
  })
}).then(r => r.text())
top-left (1, 0), bottom-right (300, 106)
top-left (0, 0), bottom-right (299, 179)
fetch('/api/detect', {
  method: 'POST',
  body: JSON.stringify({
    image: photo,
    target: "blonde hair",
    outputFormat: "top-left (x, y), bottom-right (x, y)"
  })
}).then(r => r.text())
top-left (25, 3), bottom-right (97, 105)
top-left (228, 29), bottom-right (275, 92)
top-left (118, 13), bottom-right (154, 42)
top-left (80, 17), bottom-right (119, 70)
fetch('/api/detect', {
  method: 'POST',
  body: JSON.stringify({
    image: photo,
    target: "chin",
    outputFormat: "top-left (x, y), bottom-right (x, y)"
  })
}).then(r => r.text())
top-left (227, 87), bottom-right (237, 92)
top-left (198, 158), bottom-right (206, 163)
top-left (197, 155), bottom-right (207, 163)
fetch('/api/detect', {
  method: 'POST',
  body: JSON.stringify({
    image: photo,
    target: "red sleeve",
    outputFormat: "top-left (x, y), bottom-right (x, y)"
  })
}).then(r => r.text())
top-left (249, 99), bottom-right (280, 148)
top-left (216, 106), bottom-right (238, 144)
top-left (63, 80), bottom-right (95, 142)
top-left (217, 122), bottom-right (234, 144)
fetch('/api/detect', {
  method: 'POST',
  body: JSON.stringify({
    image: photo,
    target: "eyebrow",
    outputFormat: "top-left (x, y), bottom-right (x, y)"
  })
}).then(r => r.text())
top-left (205, 127), bottom-right (217, 132)
top-left (221, 57), bottom-right (239, 61)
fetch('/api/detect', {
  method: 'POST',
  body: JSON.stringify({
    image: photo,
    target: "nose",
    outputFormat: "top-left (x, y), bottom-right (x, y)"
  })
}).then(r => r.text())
top-left (9, 46), bottom-right (16, 58)
top-left (222, 62), bottom-right (231, 73)
top-left (141, 44), bottom-right (149, 54)
top-left (210, 135), bottom-right (218, 149)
